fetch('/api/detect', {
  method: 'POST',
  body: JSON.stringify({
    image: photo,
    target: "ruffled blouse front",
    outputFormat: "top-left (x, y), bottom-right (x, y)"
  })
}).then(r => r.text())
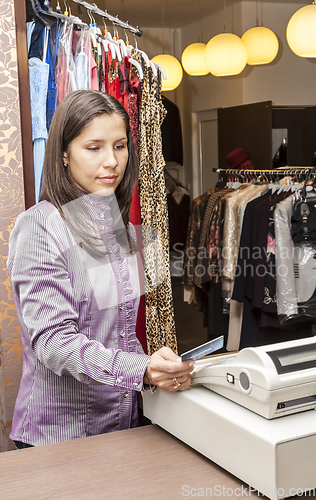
top-left (8, 194), bottom-right (149, 446)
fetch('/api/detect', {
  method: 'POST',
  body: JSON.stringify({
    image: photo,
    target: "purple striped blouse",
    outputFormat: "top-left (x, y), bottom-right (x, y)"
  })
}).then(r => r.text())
top-left (7, 194), bottom-right (149, 446)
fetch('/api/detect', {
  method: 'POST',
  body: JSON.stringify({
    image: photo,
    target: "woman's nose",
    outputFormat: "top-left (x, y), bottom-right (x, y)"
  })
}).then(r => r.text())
top-left (102, 148), bottom-right (118, 169)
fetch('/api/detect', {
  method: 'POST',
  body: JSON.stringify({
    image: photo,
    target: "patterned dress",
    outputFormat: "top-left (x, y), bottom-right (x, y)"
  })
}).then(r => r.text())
top-left (131, 49), bottom-right (177, 354)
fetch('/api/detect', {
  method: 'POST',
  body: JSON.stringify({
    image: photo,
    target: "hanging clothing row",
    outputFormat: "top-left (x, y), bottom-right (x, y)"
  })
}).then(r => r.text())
top-left (26, 0), bottom-right (176, 356)
top-left (183, 169), bottom-right (316, 353)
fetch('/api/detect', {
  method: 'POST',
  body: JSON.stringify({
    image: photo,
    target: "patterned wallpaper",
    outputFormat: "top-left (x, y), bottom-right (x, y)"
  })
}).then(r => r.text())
top-left (0, 0), bottom-right (25, 451)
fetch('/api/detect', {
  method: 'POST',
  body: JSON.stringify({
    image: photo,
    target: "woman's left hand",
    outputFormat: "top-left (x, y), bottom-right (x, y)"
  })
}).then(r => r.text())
top-left (144, 346), bottom-right (195, 392)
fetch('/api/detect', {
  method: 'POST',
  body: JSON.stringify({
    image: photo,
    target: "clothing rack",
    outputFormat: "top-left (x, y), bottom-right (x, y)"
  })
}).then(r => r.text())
top-left (71, 0), bottom-right (143, 37)
top-left (213, 167), bottom-right (316, 175)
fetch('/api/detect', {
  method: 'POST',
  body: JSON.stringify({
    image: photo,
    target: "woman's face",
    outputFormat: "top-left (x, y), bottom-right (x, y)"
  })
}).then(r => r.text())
top-left (63, 113), bottom-right (129, 196)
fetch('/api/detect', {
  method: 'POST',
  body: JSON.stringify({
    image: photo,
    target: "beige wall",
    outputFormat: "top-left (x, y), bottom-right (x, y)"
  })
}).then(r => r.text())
top-left (242, 2), bottom-right (316, 106)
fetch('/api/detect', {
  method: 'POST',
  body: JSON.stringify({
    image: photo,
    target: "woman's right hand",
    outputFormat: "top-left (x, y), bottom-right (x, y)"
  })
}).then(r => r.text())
top-left (144, 346), bottom-right (195, 392)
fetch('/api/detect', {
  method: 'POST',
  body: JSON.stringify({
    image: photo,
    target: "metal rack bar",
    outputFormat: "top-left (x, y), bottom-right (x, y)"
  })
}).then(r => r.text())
top-left (213, 167), bottom-right (316, 174)
top-left (71, 0), bottom-right (142, 37)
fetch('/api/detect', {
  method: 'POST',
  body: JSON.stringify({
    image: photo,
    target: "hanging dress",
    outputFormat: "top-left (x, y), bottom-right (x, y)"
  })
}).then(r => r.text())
top-left (73, 29), bottom-right (91, 90)
top-left (56, 21), bottom-right (77, 104)
top-left (132, 49), bottom-right (177, 355)
top-left (29, 27), bottom-right (49, 203)
top-left (46, 22), bottom-right (60, 130)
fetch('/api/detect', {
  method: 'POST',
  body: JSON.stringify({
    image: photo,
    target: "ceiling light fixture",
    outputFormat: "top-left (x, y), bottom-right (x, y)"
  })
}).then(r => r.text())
top-left (287, 2), bottom-right (316, 57)
top-left (205, 33), bottom-right (247, 76)
top-left (205, 0), bottom-right (247, 77)
top-left (151, 1), bottom-right (183, 91)
top-left (242, 26), bottom-right (279, 65)
top-left (181, 0), bottom-right (209, 76)
top-left (152, 54), bottom-right (183, 91)
top-left (181, 42), bottom-right (209, 76)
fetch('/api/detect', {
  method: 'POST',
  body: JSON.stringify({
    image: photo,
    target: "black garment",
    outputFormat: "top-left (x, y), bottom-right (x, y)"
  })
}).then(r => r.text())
top-left (28, 21), bottom-right (44, 59)
top-left (252, 191), bottom-right (289, 310)
top-left (161, 96), bottom-right (183, 165)
top-left (232, 191), bottom-right (271, 303)
top-left (167, 192), bottom-right (190, 252)
top-left (206, 282), bottom-right (229, 351)
top-left (239, 297), bottom-right (313, 349)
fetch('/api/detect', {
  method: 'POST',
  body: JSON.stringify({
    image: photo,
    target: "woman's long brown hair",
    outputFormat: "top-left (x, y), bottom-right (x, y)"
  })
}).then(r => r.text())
top-left (40, 90), bottom-right (138, 257)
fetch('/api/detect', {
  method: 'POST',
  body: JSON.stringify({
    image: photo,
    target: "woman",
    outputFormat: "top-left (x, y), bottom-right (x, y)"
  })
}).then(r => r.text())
top-left (7, 90), bottom-right (193, 447)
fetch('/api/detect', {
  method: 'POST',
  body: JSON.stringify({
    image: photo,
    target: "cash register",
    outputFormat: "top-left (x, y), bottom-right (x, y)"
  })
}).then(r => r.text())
top-left (192, 336), bottom-right (316, 419)
top-left (143, 337), bottom-right (316, 499)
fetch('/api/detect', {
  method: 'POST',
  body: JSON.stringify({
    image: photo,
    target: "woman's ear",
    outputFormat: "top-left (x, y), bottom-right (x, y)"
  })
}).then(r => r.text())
top-left (63, 153), bottom-right (69, 168)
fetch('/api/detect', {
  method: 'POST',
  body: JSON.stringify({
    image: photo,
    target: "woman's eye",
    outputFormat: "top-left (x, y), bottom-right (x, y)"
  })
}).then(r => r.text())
top-left (87, 147), bottom-right (100, 151)
top-left (115, 144), bottom-right (126, 150)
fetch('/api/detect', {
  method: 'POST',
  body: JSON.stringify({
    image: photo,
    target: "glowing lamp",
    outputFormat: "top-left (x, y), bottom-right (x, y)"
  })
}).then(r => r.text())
top-left (205, 33), bottom-right (247, 76)
top-left (181, 43), bottom-right (209, 76)
top-left (242, 26), bottom-right (279, 65)
top-left (287, 4), bottom-right (316, 57)
top-left (151, 54), bottom-right (183, 91)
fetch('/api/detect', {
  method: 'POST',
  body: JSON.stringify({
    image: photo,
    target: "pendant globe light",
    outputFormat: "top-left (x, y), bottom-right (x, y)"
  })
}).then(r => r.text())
top-left (180, 1), bottom-right (209, 76)
top-left (205, 0), bottom-right (247, 77)
top-left (151, 1), bottom-right (183, 91)
top-left (287, 2), bottom-right (316, 57)
top-left (242, 1), bottom-right (279, 65)
top-left (205, 33), bottom-right (247, 76)
top-left (181, 43), bottom-right (209, 76)
top-left (151, 54), bottom-right (183, 91)
top-left (242, 26), bottom-right (279, 65)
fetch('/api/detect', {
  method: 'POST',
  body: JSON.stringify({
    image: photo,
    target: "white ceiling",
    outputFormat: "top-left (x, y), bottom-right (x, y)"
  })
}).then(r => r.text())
top-left (74, 0), bottom-right (309, 29)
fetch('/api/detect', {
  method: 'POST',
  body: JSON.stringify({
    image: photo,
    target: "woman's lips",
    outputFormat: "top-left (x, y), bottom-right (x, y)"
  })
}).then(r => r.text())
top-left (97, 176), bottom-right (117, 184)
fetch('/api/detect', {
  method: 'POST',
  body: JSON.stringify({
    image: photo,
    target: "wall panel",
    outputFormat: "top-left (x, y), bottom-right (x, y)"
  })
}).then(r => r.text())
top-left (0, 0), bottom-right (25, 451)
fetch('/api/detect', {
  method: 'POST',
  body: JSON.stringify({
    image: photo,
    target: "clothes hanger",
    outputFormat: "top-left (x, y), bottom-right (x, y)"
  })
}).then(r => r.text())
top-left (86, 9), bottom-right (98, 47)
top-left (116, 36), bottom-right (128, 58)
top-left (31, 0), bottom-right (87, 28)
top-left (98, 17), bottom-right (115, 59)
top-left (29, 0), bottom-right (50, 27)
top-left (89, 10), bottom-right (104, 56)
top-left (102, 19), bottom-right (122, 60)
top-left (111, 22), bottom-right (130, 59)
top-left (128, 57), bottom-right (144, 79)
top-left (62, 0), bottom-right (70, 15)
top-left (152, 62), bottom-right (166, 80)
top-left (164, 170), bottom-right (188, 191)
top-left (42, 24), bottom-right (49, 62)
top-left (131, 33), bottom-right (157, 74)
top-left (116, 28), bottom-right (143, 78)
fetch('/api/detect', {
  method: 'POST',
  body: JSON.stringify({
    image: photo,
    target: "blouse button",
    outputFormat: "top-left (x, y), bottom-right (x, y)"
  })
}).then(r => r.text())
top-left (119, 304), bottom-right (124, 311)
top-left (100, 213), bottom-right (105, 219)
top-left (123, 391), bottom-right (129, 398)
top-left (116, 276), bottom-right (121, 282)
top-left (120, 331), bottom-right (125, 338)
top-left (133, 378), bottom-right (140, 387)
top-left (117, 376), bottom-right (123, 384)
top-left (99, 224), bottom-right (105, 230)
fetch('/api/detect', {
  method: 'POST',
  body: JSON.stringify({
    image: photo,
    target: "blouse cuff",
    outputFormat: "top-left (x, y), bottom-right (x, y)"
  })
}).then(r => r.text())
top-left (115, 352), bottom-right (150, 391)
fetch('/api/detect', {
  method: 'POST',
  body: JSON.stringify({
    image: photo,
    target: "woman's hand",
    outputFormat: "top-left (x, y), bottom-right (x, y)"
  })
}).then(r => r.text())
top-left (144, 346), bottom-right (195, 392)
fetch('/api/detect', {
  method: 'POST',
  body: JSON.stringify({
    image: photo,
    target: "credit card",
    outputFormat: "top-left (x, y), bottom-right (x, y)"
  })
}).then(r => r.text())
top-left (181, 335), bottom-right (224, 361)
